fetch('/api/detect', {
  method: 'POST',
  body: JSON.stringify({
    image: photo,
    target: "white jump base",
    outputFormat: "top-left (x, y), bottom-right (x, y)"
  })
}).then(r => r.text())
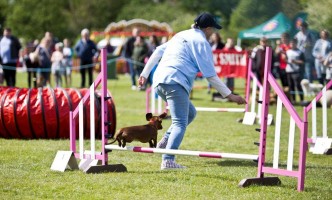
top-left (105, 145), bottom-right (258, 161)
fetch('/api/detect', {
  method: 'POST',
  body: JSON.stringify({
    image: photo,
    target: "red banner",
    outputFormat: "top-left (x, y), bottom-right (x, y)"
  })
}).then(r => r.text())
top-left (213, 49), bottom-right (248, 78)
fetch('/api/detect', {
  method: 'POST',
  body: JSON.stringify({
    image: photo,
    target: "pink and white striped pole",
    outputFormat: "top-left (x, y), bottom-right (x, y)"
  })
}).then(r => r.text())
top-left (194, 107), bottom-right (245, 112)
top-left (105, 145), bottom-right (258, 161)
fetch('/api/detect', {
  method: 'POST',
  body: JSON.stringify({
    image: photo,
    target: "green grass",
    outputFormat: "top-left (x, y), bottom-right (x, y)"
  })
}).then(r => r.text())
top-left (0, 71), bottom-right (331, 200)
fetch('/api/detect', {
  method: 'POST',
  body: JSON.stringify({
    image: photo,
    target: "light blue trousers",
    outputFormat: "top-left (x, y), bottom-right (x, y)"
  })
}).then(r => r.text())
top-left (156, 83), bottom-right (197, 161)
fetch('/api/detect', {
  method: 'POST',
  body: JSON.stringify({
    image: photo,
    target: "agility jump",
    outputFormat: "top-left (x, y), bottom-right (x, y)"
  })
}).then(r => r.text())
top-left (105, 145), bottom-right (258, 161)
top-left (239, 47), bottom-right (308, 192)
top-left (304, 79), bottom-right (332, 155)
top-left (52, 47), bottom-right (309, 192)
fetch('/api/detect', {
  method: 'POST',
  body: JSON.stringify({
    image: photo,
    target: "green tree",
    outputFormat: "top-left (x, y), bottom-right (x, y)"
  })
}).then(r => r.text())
top-left (281, 0), bottom-right (305, 19)
top-left (0, 0), bottom-right (10, 30)
top-left (3, 0), bottom-right (128, 43)
top-left (65, 0), bottom-right (128, 34)
top-left (116, 0), bottom-right (194, 32)
top-left (5, 0), bottom-right (69, 42)
top-left (179, 0), bottom-right (240, 28)
top-left (116, 1), bottom-right (179, 23)
top-left (3, 0), bottom-right (329, 46)
top-left (228, 0), bottom-right (282, 39)
top-left (305, 0), bottom-right (332, 32)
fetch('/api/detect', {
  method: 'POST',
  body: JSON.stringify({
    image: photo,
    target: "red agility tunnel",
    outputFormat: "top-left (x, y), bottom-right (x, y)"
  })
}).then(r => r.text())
top-left (0, 87), bottom-right (116, 139)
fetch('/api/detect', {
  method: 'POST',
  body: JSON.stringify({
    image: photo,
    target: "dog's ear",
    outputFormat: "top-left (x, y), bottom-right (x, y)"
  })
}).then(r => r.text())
top-left (146, 113), bottom-right (153, 121)
top-left (159, 112), bottom-right (167, 119)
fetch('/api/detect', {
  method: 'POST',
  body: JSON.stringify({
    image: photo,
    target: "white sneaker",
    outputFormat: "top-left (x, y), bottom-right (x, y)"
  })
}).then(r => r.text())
top-left (156, 137), bottom-right (168, 149)
top-left (131, 85), bottom-right (137, 90)
top-left (161, 160), bottom-right (186, 170)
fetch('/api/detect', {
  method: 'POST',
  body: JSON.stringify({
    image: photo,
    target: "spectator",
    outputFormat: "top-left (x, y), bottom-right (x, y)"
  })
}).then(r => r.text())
top-left (285, 39), bottom-right (305, 104)
top-left (147, 35), bottom-right (160, 57)
top-left (0, 68), bottom-right (2, 85)
top-left (75, 28), bottom-right (98, 88)
top-left (210, 32), bottom-right (225, 50)
top-left (23, 42), bottom-right (38, 88)
top-left (222, 38), bottom-right (236, 93)
top-left (323, 51), bottom-right (332, 82)
top-left (312, 29), bottom-right (332, 85)
top-left (275, 32), bottom-right (291, 91)
top-left (104, 38), bottom-right (114, 55)
top-left (161, 36), bottom-right (168, 44)
top-left (138, 12), bottom-right (246, 170)
top-left (251, 37), bottom-right (269, 83)
top-left (51, 42), bottom-right (65, 87)
top-left (131, 36), bottom-right (149, 90)
top-left (0, 28), bottom-right (22, 87)
top-left (144, 35), bottom-right (160, 88)
top-left (44, 31), bottom-right (58, 54)
top-left (208, 32), bottom-right (225, 93)
top-left (294, 21), bottom-right (317, 83)
top-left (123, 27), bottom-right (141, 90)
top-left (36, 37), bottom-right (52, 87)
top-left (63, 38), bottom-right (73, 87)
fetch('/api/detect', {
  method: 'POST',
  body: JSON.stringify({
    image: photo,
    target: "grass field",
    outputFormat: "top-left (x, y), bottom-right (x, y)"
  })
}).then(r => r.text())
top-left (0, 71), bottom-right (331, 200)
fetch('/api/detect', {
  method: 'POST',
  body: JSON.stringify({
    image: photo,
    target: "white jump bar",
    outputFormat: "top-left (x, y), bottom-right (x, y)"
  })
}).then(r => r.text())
top-left (105, 145), bottom-right (258, 161)
top-left (195, 107), bottom-right (245, 112)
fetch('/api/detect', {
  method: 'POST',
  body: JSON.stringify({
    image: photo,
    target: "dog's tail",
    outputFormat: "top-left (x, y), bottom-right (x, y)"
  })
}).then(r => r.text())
top-left (107, 130), bottom-right (120, 145)
top-left (107, 138), bottom-right (117, 145)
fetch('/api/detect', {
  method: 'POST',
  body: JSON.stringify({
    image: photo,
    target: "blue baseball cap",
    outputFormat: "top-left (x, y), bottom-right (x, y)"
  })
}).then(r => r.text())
top-left (194, 12), bottom-right (222, 29)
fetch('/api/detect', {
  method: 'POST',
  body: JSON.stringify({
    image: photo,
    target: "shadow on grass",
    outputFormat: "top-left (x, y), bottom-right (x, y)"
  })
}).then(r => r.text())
top-left (262, 162), bottom-right (332, 170)
top-left (213, 160), bottom-right (258, 167)
top-left (126, 169), bottom-right (234, 182)
top-left (304, 164), bottom-right (332, 170)
top-left (189, 97), bottom-right (205, 101)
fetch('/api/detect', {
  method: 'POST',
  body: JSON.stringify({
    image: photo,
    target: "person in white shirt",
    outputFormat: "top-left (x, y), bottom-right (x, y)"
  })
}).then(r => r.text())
top-left (323, 51), bottom-right (332, 81)
top-left (63, 38), bottom-right (73, 87)
top-left (51, 42), bottom-right (65, 87)
top-left (312, 30), bottom-right (332, 85)
top-left (138, 12), bottom-right (246, 170)
top-left (286, 39), bottom-right (305, 104)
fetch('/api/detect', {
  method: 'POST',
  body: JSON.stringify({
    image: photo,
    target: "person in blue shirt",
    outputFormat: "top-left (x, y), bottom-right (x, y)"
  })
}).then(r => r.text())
top-left (74, 28), bottom-right (98, 88)
top-left (138, 12), bottom-right (246, 170)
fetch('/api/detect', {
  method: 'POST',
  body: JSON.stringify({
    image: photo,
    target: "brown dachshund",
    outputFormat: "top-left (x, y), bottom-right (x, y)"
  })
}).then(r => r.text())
top-left (108, 112), bottom-right (167, 148)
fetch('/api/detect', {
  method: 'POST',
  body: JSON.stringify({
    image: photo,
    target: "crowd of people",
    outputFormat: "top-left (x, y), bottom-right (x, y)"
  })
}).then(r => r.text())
top-left (1, 20), bottom-right (332, 105)
top-left (250, 22), bottom-right (332, 104)
top-left (0, 28), bottom-right (99, 88)
top-left (0, 26), bottom-right (167, 90)
top-left (0, 29), bottom-right (75, 88)
top-left (121, 22), bottom-right (332, 106)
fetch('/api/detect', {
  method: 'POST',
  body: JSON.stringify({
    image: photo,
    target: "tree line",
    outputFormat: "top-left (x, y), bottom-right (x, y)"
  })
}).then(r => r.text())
top-left (0, 0), bottom-right (331, 45)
